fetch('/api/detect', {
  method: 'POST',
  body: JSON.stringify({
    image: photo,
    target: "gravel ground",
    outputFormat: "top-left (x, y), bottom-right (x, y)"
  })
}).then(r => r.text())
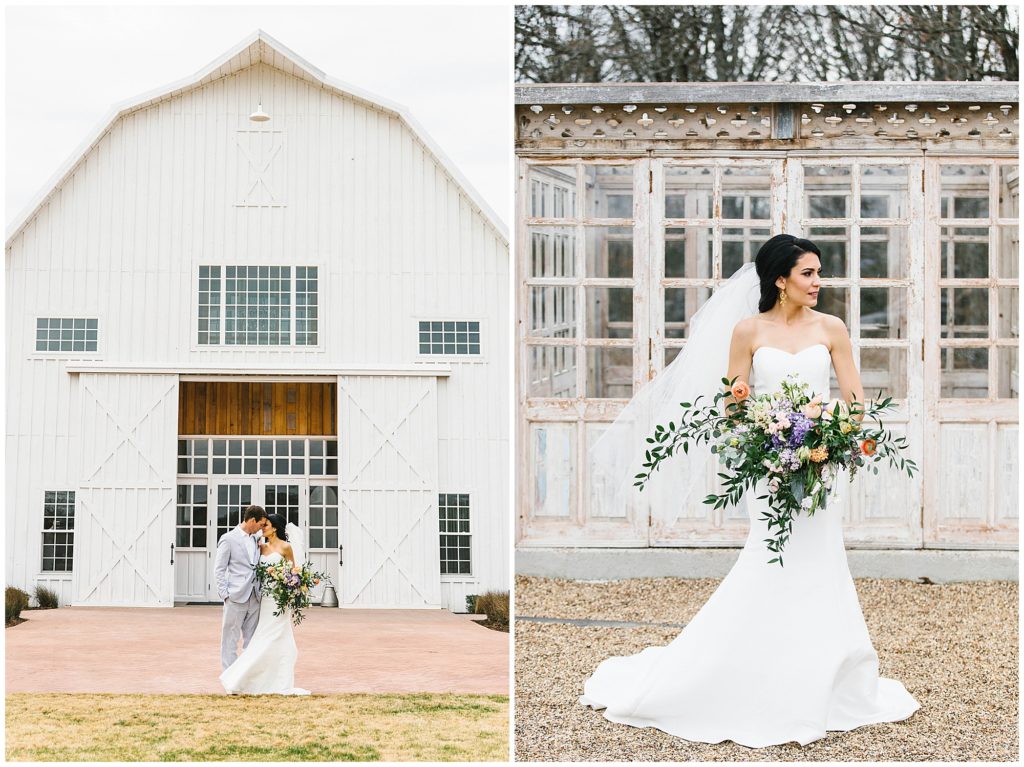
top-left (514, 576), bottom-right (1018, 762)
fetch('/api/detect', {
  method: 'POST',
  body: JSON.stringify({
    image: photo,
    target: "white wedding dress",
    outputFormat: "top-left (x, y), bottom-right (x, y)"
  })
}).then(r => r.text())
top-left (580, 343), bottom-right (920, 747)
top-left (220, 551), bottom-right (310, 696)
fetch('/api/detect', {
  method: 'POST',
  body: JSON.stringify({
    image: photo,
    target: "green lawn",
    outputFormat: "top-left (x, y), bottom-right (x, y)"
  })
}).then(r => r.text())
top-left (6, 692), bottom-right (509, 762)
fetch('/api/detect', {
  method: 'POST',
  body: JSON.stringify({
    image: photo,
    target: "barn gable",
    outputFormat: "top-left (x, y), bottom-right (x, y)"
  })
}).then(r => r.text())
top-left (6, 29), bottom-right (507, 249)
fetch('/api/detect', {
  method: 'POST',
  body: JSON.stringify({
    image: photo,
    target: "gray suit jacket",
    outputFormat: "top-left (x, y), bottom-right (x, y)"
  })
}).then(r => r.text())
top-left (214, 526), bottom-right (260, 603)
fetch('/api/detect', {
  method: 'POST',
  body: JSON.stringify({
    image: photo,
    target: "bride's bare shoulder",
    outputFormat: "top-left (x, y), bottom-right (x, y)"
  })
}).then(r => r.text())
top-left (731, 316), bottom-right (759, 339)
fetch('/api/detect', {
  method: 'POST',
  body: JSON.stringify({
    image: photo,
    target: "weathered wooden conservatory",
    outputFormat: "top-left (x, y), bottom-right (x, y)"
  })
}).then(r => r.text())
top-left (6, 31), bottom-right (509, 611)
top-left (515, 82), bottom-right (1018, 553)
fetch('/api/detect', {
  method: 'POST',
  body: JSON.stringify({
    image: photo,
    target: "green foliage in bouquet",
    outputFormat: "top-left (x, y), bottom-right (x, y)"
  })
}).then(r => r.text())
top-left (254, 557), bottom-right (328, 626)
top-left (635, 375), bottom-right (917, 566)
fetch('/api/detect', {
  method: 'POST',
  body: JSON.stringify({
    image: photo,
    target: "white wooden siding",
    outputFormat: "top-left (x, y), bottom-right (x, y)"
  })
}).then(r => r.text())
top-left (337, 375), bottom-right (441, 608)
top-left (6, 46), bottom-right (509, 611)
top-left (75, 373), bottom-right (178, 606)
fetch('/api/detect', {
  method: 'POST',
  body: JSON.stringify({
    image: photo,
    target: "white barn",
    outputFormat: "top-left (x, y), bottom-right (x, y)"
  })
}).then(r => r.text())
top-left (6, 31), bottom-right (509, 612)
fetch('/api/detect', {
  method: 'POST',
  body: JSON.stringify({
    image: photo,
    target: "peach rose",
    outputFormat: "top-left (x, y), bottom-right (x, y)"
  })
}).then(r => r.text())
top-left (292, 566), bottom-right (301, 575)
top-left (861, 438), bottom-right (877, 456)
top-left (730, 381), bottom-right (750, 401)
top-left (809, 446), bottom-right (829, 463)
top-left (802, 397), bottom-right (823, 419)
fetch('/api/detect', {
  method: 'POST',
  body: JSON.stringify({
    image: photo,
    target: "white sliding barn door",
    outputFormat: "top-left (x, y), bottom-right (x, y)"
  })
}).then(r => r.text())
top-left (75, 374), bottom-right (178, 606)
top-left (337, 375), bottom-right (441, 608)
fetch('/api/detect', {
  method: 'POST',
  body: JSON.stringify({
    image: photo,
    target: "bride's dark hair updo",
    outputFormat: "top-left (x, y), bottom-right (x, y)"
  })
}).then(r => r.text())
top-left (754, 234), bottom-right (823, 313)
top-left (265, 513), bottom-right (289, 541)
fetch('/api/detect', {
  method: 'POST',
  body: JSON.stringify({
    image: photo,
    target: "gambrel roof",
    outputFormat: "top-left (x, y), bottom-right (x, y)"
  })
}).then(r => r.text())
top-left (6, 30), bottom-right (508, 247)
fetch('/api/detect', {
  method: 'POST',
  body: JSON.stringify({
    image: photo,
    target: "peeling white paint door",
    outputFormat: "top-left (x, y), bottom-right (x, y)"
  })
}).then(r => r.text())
top-left (76, 373), bottom-right (178, 606)
top-left (337, 375), bottom-right (441, 608)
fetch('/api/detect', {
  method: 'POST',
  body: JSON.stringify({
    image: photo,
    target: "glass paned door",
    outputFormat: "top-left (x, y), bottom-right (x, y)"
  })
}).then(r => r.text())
top-left (790, 156), bottom-right (924, 547)
top-left (647, 158), bottom-right (785, 544)
top-left (924, 157), bottom-right (1018, 546)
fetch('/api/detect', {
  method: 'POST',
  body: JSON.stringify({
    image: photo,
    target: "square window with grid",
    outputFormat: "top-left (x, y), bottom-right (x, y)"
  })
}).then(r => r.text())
top-left (36, 318), bottom-right (98, 353)
top-left (263, 484), bottom-right (300, 527)
top-left (42, 491), bottom-right (75, 572)
top-left (438, 493), bottom-right (471, 575)
top-left (176, 484), bottom-right (208, 548)
top-left (419, 321), bottom-right (481, 355)
top-left (197, 265), bottom-right (319, 346)
top-left (225, 265), bottom-right (291, 345)
top-left (309, 485), bottom-right (339, 550)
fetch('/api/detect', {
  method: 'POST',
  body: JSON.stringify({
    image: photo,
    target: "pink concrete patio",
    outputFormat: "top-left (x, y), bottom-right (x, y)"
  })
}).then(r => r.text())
top-left (5, 607), bottom-right (508, 695)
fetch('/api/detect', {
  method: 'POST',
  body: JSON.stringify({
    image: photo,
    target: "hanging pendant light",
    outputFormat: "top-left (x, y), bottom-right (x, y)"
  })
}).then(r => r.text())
top-left (249, 57), bottom-right (269, 122)
top-left (249, 100), bottom-right (270, 122)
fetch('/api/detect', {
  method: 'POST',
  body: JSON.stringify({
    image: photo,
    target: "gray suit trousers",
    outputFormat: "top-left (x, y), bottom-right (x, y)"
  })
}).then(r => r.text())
top-left (221, 590), bottom-right (261, 670)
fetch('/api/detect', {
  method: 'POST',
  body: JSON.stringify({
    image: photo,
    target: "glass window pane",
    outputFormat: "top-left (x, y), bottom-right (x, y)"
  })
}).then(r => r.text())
top-left (585, 165), bottom-right (633, 219)
top-left (860, 287), bottom-right (907, 340)
top-left (860, 347), bottom-right (907, 399)
top-left (999, 165), bottom-right (1019, 219)
top-left (721, 227), bottom-right (770, 277)
top-left (998, 346), bottom-right (1018, 399)
top-left (664, 226), bottom-right (713, 279)
top-left (586, 347), bottom-right (633, 398)
top-left (804, 165), bottom-right (852, 219)
top-left (663, 287), bottom-right (711, 338)
top-left (816, 287), bottom-right (850, 326)
top-left (585, 227), bottom-right (633, 278)
top-left (941, 165), bottom-right (990, 218)
top-left (310, 530), bottom-right (323, 549)
top-left (860, 226), bottom-right (908, 280)
top-left (665, 166), bottom-right (714, 219)
top-left (721, 165), bottom-right (772, 220)
top-left (529, 165), bottom-right (576, 219)
top-left (860, 165), bottom-right (909, 219)
top-left (528, 287), bottom-right (577, 339)
top-left (997, 225), bottom-right (1018, 278)
top-left (941, 347), bottom-right (989, 398)
top-left (532, 423), bottom-right (576, 518)
top-left (941, 227), bottom-right (989, 278)
top-left (941, 288), bottom-right (989, 338)
top-left (529, 227), bottom-right (577, 278)
top-left (998, 287), bottom-right (1018, 339)
top-left (586, 287), bottom-right (633, 339)
top-left (807, 227), bottom-right (848, 278)
top-left (528, 345), bottom-right (577, 398)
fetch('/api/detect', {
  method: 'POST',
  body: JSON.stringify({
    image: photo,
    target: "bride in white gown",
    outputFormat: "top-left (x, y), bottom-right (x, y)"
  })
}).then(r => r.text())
top-left (220, 513), bottom-right (311, 696)
top-left (581, 235), bottom-right (919, 747)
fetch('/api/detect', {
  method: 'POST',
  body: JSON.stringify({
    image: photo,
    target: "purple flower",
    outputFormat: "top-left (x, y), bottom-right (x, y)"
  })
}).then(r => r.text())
top-left (788, 414), bottom-right (813, 447)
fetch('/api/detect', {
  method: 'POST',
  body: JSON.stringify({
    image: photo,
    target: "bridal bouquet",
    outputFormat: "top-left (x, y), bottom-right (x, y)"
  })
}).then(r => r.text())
top-left (635, 375), bottom-right (917, 566)
top-left (254, 558), bottom-right (327, 626)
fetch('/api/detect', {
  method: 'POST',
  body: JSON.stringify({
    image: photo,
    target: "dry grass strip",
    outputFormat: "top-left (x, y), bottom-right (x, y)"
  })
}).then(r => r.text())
top-left (6, 692), bottom-right (508, 762)
top-left (514, 576), bottom-right (1018, 762)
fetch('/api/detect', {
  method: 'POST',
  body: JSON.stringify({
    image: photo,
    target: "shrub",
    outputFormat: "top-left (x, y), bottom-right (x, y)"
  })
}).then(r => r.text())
top-left (473, 590), bottom-right (509, 630)
top-left (465, 594), bottom-right (479, 614)
top-left (34, 585), bottom-right (60, 609)
top-left (6, 587), bottom-right (30, 625)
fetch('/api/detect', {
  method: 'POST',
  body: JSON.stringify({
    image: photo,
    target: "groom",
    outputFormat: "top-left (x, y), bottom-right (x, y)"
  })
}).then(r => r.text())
top-left (215, 504), bottom-right (267, 670)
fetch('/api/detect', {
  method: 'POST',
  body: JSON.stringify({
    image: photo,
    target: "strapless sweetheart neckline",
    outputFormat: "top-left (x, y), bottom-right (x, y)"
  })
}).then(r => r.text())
top-left (753, 343), bottom-right (830, 358)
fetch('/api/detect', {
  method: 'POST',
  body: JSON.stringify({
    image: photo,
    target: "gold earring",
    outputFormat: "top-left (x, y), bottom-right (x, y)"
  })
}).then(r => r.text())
top-left (778, 288), bottom-right (787, 307)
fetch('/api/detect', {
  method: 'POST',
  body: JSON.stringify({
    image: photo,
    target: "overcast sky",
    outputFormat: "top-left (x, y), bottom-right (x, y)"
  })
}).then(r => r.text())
top-left (4, 4), bottom-right (511, 229)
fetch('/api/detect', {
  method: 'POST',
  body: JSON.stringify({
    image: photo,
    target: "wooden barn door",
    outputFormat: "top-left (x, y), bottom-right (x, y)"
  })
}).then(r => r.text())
top-left (336, 375), bottom-right (441, 608)
top-left (76, 373), bottom-right (178, 606)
